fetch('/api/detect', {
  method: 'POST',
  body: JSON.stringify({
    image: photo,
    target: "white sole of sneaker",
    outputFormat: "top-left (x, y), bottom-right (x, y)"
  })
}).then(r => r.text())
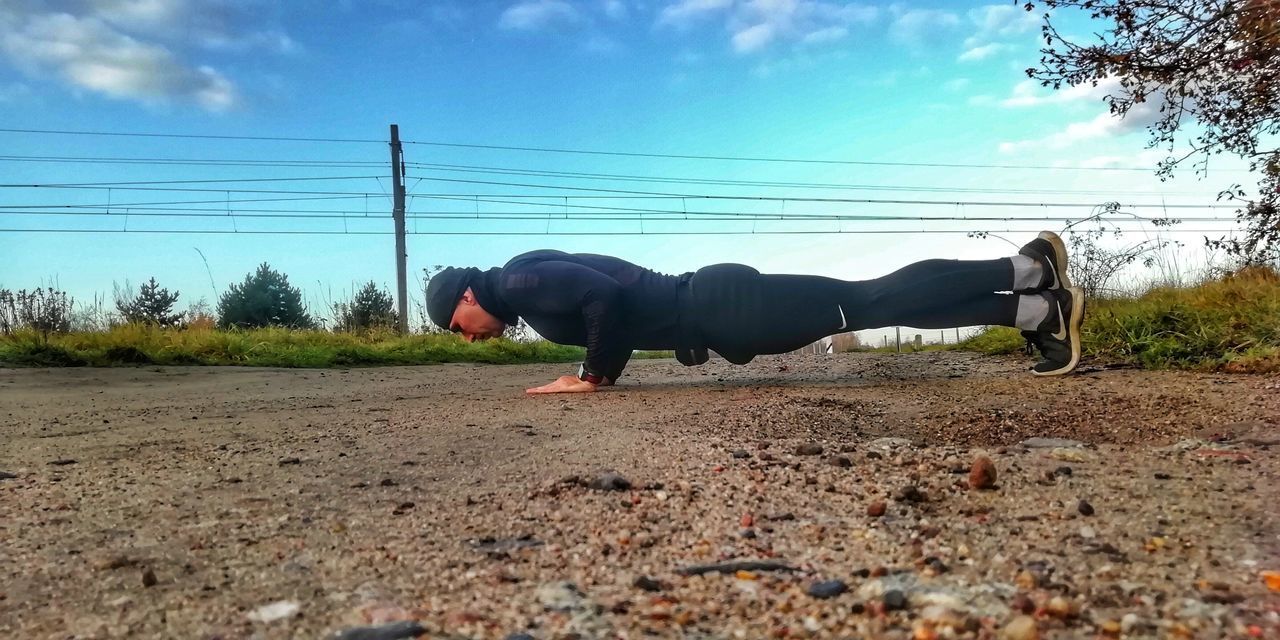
top-left (1038, 230), bottom-right (1072, 290)
top-left (1033, 286), bottom-right (1085, 376)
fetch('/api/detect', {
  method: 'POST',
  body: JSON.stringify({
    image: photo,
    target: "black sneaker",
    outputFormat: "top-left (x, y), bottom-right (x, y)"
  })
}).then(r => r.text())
top-left (1025, 286), bottom-right (1085, 376)
top-left (1016, 231), bottom-right (1071, 293)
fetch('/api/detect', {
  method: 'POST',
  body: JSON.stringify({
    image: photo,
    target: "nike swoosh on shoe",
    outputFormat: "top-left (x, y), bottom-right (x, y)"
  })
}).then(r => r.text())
top-left (1051, 298), bottom-right (1068, 341)
top-left (836, 304), bottom-right (847, 330)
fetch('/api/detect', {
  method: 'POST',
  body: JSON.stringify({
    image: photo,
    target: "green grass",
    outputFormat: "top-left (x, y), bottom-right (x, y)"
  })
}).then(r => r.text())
top-left (956, 266), bottom-right (1280, 373)
top-left (632, 350), bottom-right (676, 359)
top-left (0, 325), bottom-right (587, 368)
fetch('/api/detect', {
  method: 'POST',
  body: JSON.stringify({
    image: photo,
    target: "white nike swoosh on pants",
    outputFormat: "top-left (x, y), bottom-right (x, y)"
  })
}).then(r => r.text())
top-left (836, 304), bottom-right (847, 330)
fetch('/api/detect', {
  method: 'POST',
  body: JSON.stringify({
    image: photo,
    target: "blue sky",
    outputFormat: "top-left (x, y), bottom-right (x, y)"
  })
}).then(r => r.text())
top-left (0, 0), bottom-right (1250, 339)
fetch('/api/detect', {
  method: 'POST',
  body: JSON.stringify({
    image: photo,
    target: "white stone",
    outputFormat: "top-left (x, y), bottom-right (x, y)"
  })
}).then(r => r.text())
top-left (247, 600), bottom-right (300, 623)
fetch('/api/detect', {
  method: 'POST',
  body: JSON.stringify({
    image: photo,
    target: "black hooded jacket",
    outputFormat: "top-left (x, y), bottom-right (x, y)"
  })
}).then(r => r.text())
top-left (482, 250), bottom-right (683, 381)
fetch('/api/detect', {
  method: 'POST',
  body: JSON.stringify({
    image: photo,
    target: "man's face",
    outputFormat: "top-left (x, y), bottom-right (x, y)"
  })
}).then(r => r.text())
top-left (449, 289), bottom-right (507, 342)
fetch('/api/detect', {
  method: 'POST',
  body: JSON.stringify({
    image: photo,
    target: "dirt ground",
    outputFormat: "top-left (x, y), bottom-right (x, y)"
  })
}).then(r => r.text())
top-left (1, 352), bottom-right (1278, 640)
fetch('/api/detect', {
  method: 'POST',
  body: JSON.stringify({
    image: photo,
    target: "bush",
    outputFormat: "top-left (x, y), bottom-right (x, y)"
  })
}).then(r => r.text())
top-left (217, 263), bottom-right (315, 329)
top-left (0, 288), bottom-right (74, 340)
top-left (332, 281), bottom-right (398, 332)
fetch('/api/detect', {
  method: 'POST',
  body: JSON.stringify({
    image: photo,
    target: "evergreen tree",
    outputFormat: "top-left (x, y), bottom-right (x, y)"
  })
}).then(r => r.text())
top-left (333, 281), bottom-right (397, 332)
top-left (116, 277), bottom-right (184, 327)
top-left (217, 263), bottom-right (315, 329)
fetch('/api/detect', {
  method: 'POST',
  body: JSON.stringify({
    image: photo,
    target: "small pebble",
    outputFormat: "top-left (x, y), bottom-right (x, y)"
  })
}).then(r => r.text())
top-left (141, 568), bottom-right (157, 587)
top-left (633, 575), bottom-right (662, 592)
top-left (999, 615), bottom-right (1039, 640)
top-left (867, 501), bottom-right (887, 517)
top-left (0, 471), bottom-right (16, 480)
top-left (807, 579), bottom-right (848, 599)
top-left (1077, 500), bottom-right (1095, 516)
top-left (1045, 595), bottom-right (1074, 618)
top-left (827, 455), bottom-right (852, 468)
top-left (504, 635), bottom-right (535, 640)
top-left (278, 457), bottom-right (301, 465)
top-left (731, 450), bottom-right (750, 459)
top-left (882, 589), bottom-right (907, 611)
top-left (332, 621), bottom-right (427, 640)
top-left (587, 472), bottom-right (631, 491)
top-left (923, 557), bottom-right (949, 575)
top-left (895, 485), bottom-right (926, 503)
top-left (796, 443), bottom-right (823, 456)
top-left (1053, 466), bottom-right (1073, 477)
top-left (49, 459), bottom-right (77, 466)
top-left (247, 600), bottom-right (300, 623)
top-left (379, 478), bottom-right (397, 487)
top-left (1154, 472), bottom-right (1171, 480)
top-left (969, 455), bottom-right (997, 490)
top-left (1010, 594), bottom-right (1035, 614)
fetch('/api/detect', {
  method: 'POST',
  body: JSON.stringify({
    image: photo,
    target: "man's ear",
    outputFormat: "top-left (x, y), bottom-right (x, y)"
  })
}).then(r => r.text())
top-left (459, 287), bottom-right (477, 305)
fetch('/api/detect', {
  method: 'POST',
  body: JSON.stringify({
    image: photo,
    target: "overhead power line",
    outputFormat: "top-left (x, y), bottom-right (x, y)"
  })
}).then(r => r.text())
top-left (401, 138), bottom-right (1247, 173)
top-left (403, 161), bottom-right (1217, 197)
top-left (0, 128), bottom-right (383, 144)
top-left (401, 177), bottom-right (1235, 208)
top-left (1, 127), bottom-right (1246, 173)
top-left (0, 227), bottom-right (1238, 237)
top-left (1, 209), bottom-right (1237, 223)
top-left (1, 176), bottom-right (383, 187)
top-left (0, 154), bottom-right (384, 168)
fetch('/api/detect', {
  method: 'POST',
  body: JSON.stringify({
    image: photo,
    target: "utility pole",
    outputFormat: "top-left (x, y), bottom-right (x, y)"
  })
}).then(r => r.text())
top-left (389, 124), bottom-right (408, 333)
top-left (895, 327), bottom-right (901, 353)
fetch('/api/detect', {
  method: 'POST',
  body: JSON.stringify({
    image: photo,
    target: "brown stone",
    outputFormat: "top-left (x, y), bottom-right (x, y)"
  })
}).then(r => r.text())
top-left (969, 455), bottom-right (998, 490)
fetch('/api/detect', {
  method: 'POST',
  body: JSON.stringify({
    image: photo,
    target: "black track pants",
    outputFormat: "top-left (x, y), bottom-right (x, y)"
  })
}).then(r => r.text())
top-left (690, 259), bottom-right (1018, 364)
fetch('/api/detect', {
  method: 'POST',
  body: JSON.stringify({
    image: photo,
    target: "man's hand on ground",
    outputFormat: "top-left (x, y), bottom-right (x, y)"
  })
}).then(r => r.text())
top-left (525, 375), bottom-right (599, 395)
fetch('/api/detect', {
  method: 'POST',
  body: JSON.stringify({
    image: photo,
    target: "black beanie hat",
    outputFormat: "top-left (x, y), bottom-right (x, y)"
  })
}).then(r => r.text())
top-left (425, 266), bottom-right (480, 330)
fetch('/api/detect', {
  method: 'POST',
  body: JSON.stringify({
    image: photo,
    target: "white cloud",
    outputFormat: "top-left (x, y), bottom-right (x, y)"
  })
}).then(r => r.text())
top-left (498, 0), bottom-right (582, 31)
top-left (0, 11), bottom-right (236, 110)
top-left (998, 100), bottom-right (1162, 154)
top-left (967, 94), bottom-right (994, 106)
top-left (801, 25), bottom-right (846, 45)
top-left (963, 3), bottom-right (1039, 48)
top-left (943, 77), bottom-right (969, 92)
top-left (657, 0), bottom-right (734, 29)
top-left (732, 21), bottom-right (775, 52)
top-left (602, 0), bottom-right (628, 20)
top-left (957, 42), bottom-right (1004, 62)
top-left (0, 0), bottom-right (298, 110)
top-left (1000, 77), bottom-right (1120, 108)
top-left (889, 8), bottom-right (959, 47)
top-left (85, 0), bottom-right (299, 54)
top-left (658, 0), bottom-right (877, 54)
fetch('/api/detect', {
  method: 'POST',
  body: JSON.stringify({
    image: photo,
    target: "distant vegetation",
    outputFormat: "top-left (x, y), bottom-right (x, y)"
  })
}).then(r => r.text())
top-left (0, 326), bottom-right (585, 368)
top-left (0, 262), bottom-right (590, 367)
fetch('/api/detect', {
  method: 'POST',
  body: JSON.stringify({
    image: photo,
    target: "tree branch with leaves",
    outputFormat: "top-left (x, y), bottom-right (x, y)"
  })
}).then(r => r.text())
top-left (1023, 0), bottom-right (1280, 262)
